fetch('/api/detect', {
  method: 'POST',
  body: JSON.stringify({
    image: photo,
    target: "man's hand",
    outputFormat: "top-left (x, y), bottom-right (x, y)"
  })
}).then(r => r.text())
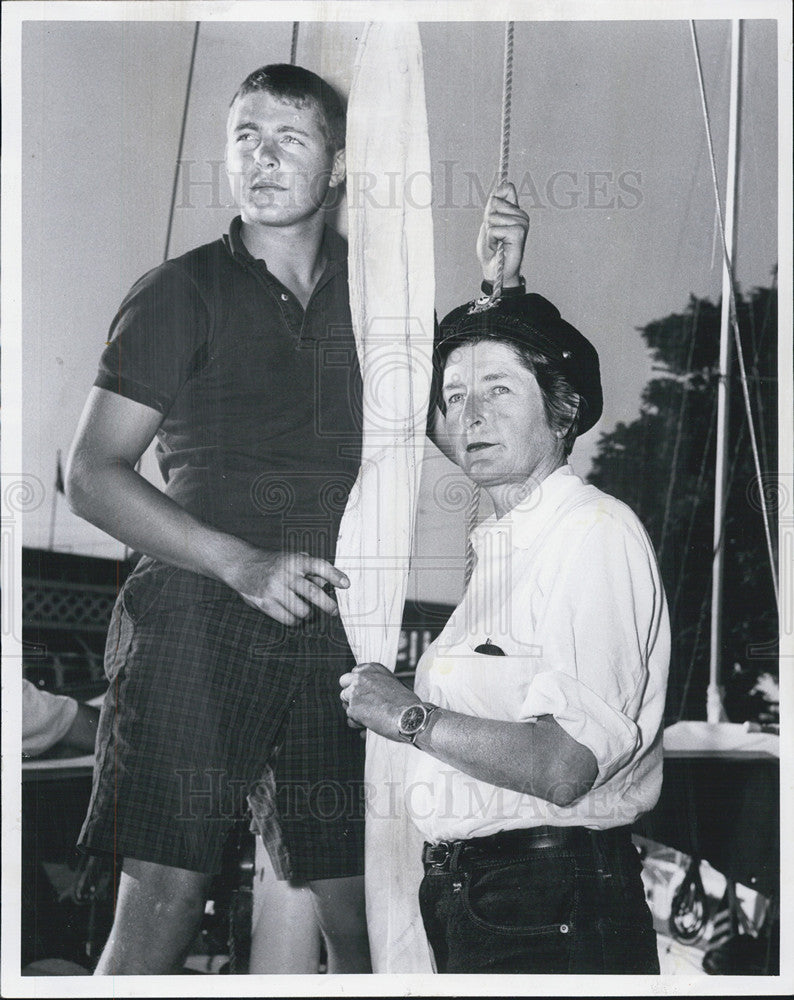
top-left (339, 662), bottom-right (420, 739)
top-left (226, 550), bottom-right (349, 626)
top-left (477, 181), bottom-right (529, 287)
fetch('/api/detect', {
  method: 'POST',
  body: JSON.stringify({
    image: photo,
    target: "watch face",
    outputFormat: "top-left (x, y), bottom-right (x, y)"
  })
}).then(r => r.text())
top-left (399, 704), bottom-right (426, 736)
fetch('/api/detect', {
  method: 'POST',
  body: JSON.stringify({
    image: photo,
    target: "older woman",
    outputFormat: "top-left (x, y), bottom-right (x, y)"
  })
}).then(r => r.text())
top-left (340, 288), bottom-right (669, 974)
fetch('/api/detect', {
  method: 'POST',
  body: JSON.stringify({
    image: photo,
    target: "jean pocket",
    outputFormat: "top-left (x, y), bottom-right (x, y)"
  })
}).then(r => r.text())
top-left (461, 853), bottom-right (576, 935)
top-left (104, 593), bottom-right (135, 683)
top-left (120, 558), bottom-right (181, 624)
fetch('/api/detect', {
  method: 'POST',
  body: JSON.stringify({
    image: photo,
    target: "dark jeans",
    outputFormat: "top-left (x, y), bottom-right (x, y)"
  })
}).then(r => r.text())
top-left (418, 826), bottom-right (659, 974)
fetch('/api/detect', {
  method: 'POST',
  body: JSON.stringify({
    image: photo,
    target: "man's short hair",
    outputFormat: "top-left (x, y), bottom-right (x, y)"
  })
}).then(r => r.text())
top-left (230, 64), bottom-right (346, 152)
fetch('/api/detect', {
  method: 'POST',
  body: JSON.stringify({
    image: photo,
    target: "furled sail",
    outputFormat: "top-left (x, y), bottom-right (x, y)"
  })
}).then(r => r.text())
top-left (334, 20), bottom-right (435, 972)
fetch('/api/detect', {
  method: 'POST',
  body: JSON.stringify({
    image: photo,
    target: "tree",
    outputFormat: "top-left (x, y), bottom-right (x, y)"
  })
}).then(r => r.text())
top-left (588, 279), bottom-right (778, 723)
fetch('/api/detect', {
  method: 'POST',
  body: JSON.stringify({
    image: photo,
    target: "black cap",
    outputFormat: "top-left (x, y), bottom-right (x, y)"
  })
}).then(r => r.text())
top-left (435, 292), bottom-right (603, 434)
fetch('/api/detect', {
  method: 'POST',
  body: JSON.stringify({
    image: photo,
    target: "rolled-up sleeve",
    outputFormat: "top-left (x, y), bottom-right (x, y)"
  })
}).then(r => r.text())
top-left (22, 680), bottom-right (79, 757)
top-left (519, 671), bottom-right (640, 786)
top-left (517, 507), bottom-right (666, 787)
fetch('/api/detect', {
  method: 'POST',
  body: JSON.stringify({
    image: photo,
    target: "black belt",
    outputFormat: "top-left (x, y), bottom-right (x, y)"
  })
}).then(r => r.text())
top-left (422, 825), bottom-right (632, 872)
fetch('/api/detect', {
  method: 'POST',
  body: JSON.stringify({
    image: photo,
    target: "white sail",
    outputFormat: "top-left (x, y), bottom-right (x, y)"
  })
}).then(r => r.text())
top-left (335, 21), bottom-right (436, 972)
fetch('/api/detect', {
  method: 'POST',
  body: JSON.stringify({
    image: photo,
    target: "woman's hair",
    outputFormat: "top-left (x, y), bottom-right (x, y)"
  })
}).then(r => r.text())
top-left (229, 64), bottom-right (346, 152)
top-left (439, 335), bottom-right (582, 456)
top-left (511, 341), bottom-right (581, 456)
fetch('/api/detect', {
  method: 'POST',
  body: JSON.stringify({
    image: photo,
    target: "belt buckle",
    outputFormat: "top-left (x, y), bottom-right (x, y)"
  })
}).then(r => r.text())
top-left (426, 842), bottom-right (452, 868)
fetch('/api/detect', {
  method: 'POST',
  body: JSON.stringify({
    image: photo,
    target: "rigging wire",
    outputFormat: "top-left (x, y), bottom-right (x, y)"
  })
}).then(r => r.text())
top-left (669, 378), bottom-right (718, 630)
top-left (677, 406), bottom-right (750, 721)
top-left (675, 292), bottom-right (776, 720)
top-left (689, 20), bottom-right (779, 608)
top-left (126, 22), bottom-right (200, 562)
top-left (658, 299), bottom-right (701, 567)
top-left (164, 22), bottom-right (201, 263)
top-left (677, 586), bottom-right (713, 721)
top-left (748, 266), bottom-right (777, 478)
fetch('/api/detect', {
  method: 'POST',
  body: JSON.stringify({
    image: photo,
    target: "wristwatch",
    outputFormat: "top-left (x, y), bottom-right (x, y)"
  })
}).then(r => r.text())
top-left (397, 703), bottom-right (439, 745)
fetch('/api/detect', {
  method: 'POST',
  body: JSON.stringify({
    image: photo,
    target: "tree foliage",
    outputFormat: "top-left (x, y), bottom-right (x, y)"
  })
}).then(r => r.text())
top-left (588, 280), bottom-right (778, 722)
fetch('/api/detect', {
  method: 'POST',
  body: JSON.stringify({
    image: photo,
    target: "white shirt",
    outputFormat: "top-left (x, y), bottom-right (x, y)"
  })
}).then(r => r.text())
top-left (405, 464), bottom-right (670, 842)
top-left (22, 679), bottom-right (78, 757)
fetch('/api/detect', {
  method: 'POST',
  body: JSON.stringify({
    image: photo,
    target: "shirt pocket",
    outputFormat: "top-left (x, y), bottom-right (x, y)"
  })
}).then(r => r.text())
top-left (426, 644), bottom-right (548, 721)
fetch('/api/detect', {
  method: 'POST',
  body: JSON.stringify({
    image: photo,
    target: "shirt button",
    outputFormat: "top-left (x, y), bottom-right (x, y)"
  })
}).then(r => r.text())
top-left (280, 293), bottom-right (289, 301)
top-left (559, 924), bottom-right (570, 934)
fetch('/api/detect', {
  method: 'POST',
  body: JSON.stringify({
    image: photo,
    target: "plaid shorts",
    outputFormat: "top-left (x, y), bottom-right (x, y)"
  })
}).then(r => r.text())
top-left (79, 557), bottom-right (365, 880)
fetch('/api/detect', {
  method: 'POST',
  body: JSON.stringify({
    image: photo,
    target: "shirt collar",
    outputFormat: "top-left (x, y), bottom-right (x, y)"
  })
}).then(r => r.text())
top-left (471, 464), bottom-right (583, 552)
top-left (225, 215), bottom-right (250, 260)
top-left (224, 215), bottom-right (347, 271)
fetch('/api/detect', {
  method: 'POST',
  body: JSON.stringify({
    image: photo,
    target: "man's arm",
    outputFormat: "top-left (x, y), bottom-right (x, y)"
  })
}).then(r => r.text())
top-left (66, 387), bottom-right (347, 625)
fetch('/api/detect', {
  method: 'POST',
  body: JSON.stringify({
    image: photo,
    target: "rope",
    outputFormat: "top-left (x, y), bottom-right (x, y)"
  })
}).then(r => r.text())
top-left (290, 22), bottom-right (300, 65)
top-left (689, 20), bottom-right (779, 607)
top-left (464, 21), bottom-right (514, 589)
top-left (492, 20), bottom-right (515, 300)
top-left (464, 485), bottom-right (480, 588)
top-left (163, 22), bottom-right (200, 263)
top-left (470, 21), bottom-right (515, 314)
top-left (463, 21), bottom-right (515, 587)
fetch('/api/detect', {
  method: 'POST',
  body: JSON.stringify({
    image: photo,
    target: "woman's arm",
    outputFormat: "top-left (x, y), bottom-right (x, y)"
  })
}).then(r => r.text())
top-left (414, 708), bottom-right (597, 808)
top-left (426, 182), bottom-right (529, 457)
top-left (339, 662), bottom-right (597, 807)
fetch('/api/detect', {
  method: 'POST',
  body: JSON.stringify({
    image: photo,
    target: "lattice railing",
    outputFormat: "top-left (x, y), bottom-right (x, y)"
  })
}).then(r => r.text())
top-left (22, 577), bottom-right (120, 694)
top-left (23, 579), bottom-right (119, 633)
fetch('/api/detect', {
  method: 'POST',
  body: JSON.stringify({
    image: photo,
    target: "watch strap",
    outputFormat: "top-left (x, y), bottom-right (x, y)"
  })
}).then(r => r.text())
top-left (412, 705), bottom-right (441, 747)
top-left (410, 704), bottom-right (439, 745)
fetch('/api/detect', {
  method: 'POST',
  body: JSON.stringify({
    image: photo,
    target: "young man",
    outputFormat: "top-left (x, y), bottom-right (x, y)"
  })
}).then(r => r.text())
top-left (67, 58), bottom-right (528, 973)
top-left (67, 64), bottom-right (370, 975)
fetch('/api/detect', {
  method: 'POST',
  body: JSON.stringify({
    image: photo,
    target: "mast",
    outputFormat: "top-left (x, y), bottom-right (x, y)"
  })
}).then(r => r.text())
top-left (707, 19), bottom-right (742, 723)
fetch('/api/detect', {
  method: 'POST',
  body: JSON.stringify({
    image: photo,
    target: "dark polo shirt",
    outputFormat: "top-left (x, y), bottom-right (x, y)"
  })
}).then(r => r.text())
top-left (95, 217), bottom-right (363, 559)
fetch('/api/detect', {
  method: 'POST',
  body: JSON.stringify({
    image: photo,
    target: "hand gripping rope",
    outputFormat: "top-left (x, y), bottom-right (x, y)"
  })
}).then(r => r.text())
top-left (465, 21), bottom-right (515, 590)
